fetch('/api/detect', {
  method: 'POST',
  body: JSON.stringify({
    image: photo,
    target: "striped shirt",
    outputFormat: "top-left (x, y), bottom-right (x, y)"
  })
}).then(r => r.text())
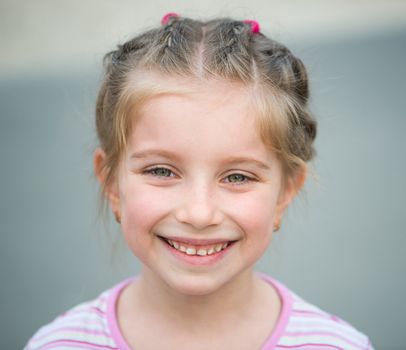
top-left (25, 274), bottom-right (374, 349)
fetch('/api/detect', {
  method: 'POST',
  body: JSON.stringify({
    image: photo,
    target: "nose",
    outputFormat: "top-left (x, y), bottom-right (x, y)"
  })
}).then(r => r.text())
top-left (174, 181), bottom-right (224, 230)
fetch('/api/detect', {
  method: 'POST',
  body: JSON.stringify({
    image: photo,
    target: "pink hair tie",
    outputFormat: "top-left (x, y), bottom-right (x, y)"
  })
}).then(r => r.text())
top-left (243, 20), bottom-right (260, 34)
top-left (161, 12), bottom-right (180, 25)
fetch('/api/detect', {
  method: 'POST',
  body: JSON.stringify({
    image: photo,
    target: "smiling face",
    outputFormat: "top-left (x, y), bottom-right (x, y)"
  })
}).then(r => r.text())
top-left (95, 80), bottom-right (303, 296)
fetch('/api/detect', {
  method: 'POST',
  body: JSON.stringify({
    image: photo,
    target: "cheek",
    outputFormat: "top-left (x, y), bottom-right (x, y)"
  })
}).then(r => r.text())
top-left (119, 185), bottom-right (173, 257)
top-left (226, 190), bottom-right (277, 237)
top-left (120, 181), bottom-right (175, 221)
top-left (226, 191), bottom-right (276, 265)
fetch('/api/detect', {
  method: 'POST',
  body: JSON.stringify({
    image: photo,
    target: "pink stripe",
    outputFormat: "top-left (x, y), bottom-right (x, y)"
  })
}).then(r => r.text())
top-left (292, 309), bottom-right (346, 323)
top-left (255, 273), bottom-right (293, 349)
top-left (86, 306), bottom-right (106, 315)
top-left (36, 339), bottom-right (118, 350)
top-left (30, 326), bottom-right (111, 343)
top-left (68, 306), bottom-right (106, 317)
top-left (106, 277), bottom-right (138, 350)
top-left (283, 331), bottom-right (366, 349)
top-left (289, 319), bottom-right (349, 328)
top-left (277, 343), bottom-right (345, 349)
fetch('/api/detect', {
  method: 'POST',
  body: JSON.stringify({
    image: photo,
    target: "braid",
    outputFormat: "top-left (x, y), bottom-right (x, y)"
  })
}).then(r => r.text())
top-left (204, 19), bottom-right (253, 80)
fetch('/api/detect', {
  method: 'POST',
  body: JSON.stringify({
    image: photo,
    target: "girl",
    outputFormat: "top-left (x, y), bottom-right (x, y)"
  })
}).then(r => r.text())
top-left (25, 14), bottom-right (374, 350)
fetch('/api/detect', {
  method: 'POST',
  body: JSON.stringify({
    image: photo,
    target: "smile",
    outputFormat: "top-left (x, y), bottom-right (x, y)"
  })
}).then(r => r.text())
top-left (158, 236), bottom-right (236, 256)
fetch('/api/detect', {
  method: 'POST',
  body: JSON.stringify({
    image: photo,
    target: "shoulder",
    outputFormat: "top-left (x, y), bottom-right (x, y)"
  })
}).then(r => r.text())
top-left (280, 286), bottom-right (374, 349)
top-left (24, 285), bottom-right (119, 350)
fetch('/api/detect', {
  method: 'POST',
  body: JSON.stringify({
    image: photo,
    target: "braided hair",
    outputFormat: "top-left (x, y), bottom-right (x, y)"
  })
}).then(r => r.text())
top-left (95, 15), bottom-right (316, 198)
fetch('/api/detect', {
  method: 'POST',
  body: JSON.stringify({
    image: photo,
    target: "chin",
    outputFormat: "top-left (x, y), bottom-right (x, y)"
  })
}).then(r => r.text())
top-left (164, 273), bottom-right (228, 297)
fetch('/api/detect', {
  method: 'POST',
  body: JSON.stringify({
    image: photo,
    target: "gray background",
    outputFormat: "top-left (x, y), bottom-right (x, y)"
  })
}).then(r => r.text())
top-left (1, 1), bottom-right (405, 349)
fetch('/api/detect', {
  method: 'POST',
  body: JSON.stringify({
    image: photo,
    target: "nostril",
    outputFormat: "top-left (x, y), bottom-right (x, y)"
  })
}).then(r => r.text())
top-left (174, 204), bottom-right (223, 229)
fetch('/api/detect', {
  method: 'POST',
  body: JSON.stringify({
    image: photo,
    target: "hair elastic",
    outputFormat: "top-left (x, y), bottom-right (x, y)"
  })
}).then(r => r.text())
top-left (161, 12), bottom-right (180, 25)
top-left (243, 20), bottom-right (260, 34)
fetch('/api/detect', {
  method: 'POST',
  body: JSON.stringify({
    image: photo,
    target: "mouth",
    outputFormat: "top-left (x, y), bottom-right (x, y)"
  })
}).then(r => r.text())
top-left (157, 235), bottom-right (237, 256)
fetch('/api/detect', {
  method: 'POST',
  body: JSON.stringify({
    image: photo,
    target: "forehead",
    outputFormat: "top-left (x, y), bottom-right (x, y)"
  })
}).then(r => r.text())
top-left (127, 73), bottom-right (248, 122)
top-left (125, 79), bottom-right (272, 161)
top-left (137, 79), bottom-right (252, 121)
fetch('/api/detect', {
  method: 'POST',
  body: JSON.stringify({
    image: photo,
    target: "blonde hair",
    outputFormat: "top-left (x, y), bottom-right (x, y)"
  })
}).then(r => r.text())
top-left (95, 16), bottom-right (317, 214)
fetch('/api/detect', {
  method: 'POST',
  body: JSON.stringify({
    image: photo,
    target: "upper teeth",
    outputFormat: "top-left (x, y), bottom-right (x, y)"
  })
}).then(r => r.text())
top-left (166, 239), bottom-right (229, 256)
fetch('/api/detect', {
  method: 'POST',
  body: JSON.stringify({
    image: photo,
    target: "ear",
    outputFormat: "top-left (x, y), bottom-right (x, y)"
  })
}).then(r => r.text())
top-left (93, 147), bottom-right (121, 215)
top-left (273, 166), bottom-right (307, 229)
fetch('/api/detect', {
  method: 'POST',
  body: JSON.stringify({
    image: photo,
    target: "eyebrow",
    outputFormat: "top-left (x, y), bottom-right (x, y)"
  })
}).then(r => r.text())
top-left (130, 149), bottom-right (181, 161)
top-left (223, 156), bottom-right (271, 170)
top-left (130, 150), bottom-right (271, 170)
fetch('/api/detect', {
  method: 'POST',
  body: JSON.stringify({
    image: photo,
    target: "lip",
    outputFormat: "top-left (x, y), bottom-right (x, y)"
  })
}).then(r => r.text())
top-left (157, 235), bottom-right (237, 266)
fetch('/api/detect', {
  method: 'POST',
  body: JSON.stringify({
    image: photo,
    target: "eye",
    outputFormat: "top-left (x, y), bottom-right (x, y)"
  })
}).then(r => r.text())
top-left (223, 173), bottom-right (254, 184)
top-left (144, 167), bottom-right (175, 178)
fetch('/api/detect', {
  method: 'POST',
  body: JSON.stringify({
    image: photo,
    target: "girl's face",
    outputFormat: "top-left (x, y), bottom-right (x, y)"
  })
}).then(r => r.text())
top-left (100, 81), bottom-right (302, 296)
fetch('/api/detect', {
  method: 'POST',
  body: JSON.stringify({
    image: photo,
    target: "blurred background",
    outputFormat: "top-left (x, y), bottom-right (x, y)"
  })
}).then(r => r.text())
top-left (1, 0), bottom-right (405, 349)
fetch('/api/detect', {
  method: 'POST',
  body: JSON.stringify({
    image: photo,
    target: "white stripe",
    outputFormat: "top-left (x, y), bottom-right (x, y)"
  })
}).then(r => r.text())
top-left (278, 333), bottom-right (368, 349)
top-left (287, 316), bottom-right (368, 343)
top-left (28, 328), bottom-right (116, 348)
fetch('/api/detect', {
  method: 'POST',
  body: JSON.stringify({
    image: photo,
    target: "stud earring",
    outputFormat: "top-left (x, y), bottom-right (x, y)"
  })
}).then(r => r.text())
top-left (113, 211), bottom-right (121, 224)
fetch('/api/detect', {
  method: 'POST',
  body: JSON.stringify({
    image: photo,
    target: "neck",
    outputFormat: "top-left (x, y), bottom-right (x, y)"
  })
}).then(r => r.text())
top-left (133, 267), bottom-right (263, 331)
